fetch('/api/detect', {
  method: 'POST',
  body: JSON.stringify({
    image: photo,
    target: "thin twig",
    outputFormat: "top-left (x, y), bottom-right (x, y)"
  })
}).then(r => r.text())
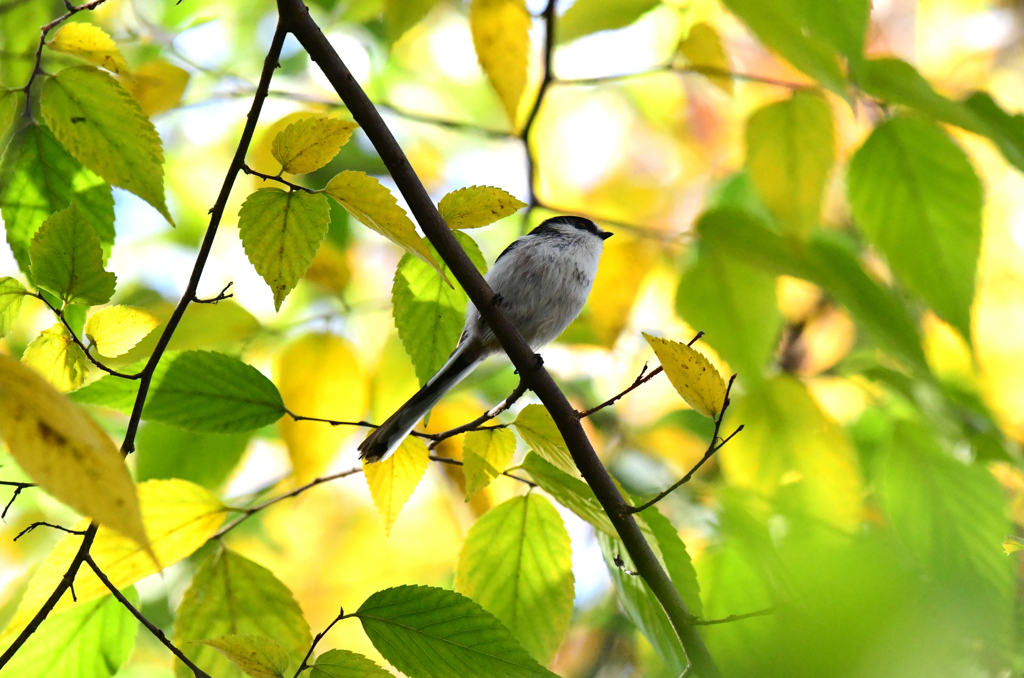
top-left (193, 282), bottom-right (234, 304)
top-left (293, 610), bottom-right (352, 677)
top-left (0, 481), bottom-right (33, 520)
top-left (427, 381), bottom-right (529, 447)
top-left (13, 522), bottom-right (85, 541)
top-left (429, 454), bottom-right (536, 487)
top-left (520, 0), bottom-right (558, 208)
top-left (557, 64), bottom-right (813, 91)
top-left (83, 554), bottom-right (213, 678)
top-left (579, 331), bottom-right (703, 419)
top-left (693, 606), bottom-right (775, 626)
top-left (31, 293), bottom-right (141, 380)
top-left (241, 163), bottom-right (317, 193)
top-left (629, 375), bottom-right (741, 514)
top-left (284, 409), bottom-right (433, 441)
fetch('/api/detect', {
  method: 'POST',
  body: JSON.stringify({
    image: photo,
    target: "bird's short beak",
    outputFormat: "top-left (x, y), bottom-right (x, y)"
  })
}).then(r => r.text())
top-left (600, 231), bottom-right (613, 240)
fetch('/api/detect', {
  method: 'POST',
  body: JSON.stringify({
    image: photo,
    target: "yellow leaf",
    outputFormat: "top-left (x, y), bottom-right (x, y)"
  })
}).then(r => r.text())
top-left (272, 116), bottom-right (358, 175)
top-left (438, 185), bottom-right (527, 229)
top-left (0, 479), bottom-right (226, 645)
top-left (48, 22), bottom-right (129, 75)
top-left (324, 170), bottom-right (448, 284)
top-left (303, 239), bottom-right (350, 296)
top-left (21, 324), bottom-right (87, 392)
top-left (678, 22), bottom-right (733, 94)
top-left (84, 305), bottom-right (160, 357)
top-left (250, 112), bottom-right (323, 191)
top-left (363, 436), bottom-right (429, 535)
top-left (463, 427), bottom-right (517, 500)
top-left (120, 59), bottom-right (190, 117)
top-left (200, 634), bottom-right (290, 678)
top-left (643, 333), bottom-right (727, 418)
top-left (0, 353), bottom-right (146, 544)
top-left (1003, 536), bottom-right (1024, 555)
top-left (588, 235), bottom-right (658, 347)
top-left (276, 333), bottom-right (368, 483)
top-left (514, 404), bottom-right (578, 477)
top-left (470, 0), bottom-right (531, 124)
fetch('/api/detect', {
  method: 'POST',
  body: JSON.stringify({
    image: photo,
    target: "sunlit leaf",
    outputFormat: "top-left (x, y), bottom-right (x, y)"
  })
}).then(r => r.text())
top-left (363, 435), bottom-right (429, 535)
top-left (41, 66), bottom-right (171, 222)
top-left (84, 305), bottom-right (159, 357)
top-left (276, 332), bottom-right (368, 482)
top-left (848, 116), bottom-right (981, 340)
top-left (145, 351), bottom-right (286, 433)
top-left (175, 548), bottom-right (311, 678)
top-left (311, 649), bottom-right (392, 678)
top-left (462, 427), bottom-right (517, 500)
top-left (199, 635), bottom-right (290, 678)
top-left (1002, 536), bottom-right (1024, 555)
top-left (48, 22), bottom-right (129, 74)
top-left (238, 188), bottom-right (332, 310)
top-left (356, 585), bottom-right (557, 678)
top-left (272, 116), bottom-right (358, 175)
top-left (70, 351), bottom-right (176, 414)
top-left (21, 324), bottom-right (88, 392)
top-left (469, 0), bottom-right (530, 123)
top-left (521, 452), bottom-right (616, 535)
top-left (796, 0), bottom-right (869, 62)
top-left (120, 59), bottom-right (190, 117)
top-left (679, 22), bottom-right (733, 94)
top-left (746, 92), bottom-right (834, 238)
top-left (30, 202), bottom-right (116, 305)
top-left (438, 185), bottom-right (527, 229)
top-left (514, 404), bottom-right (578, 477)
top-left (392, 230), bottom-right (486, 385)
top-left (0, 123), bottom-right (114, 276)
top-left (0, 276), bottom-right (26, 337)
top-left (324, 170), bottom-right (446, 280)
top-left (136, 421), bottom-right (249, 490)
top-left (0, 88), bottom-right (24, 137)
top-left (557, 0), bottom-right (659, 44)
top-left (0, 353), bottom-right (145, 542)
top-left (643, 333), bottom-right (727, 417)
top-left (455, 494), bottom-right (574, 662)
top-left (119, 299), bottom-right (261, 360)
top-left (2, 588), bottom-right (139, 678)
top-left (384, 0), bottom-right (441, 43)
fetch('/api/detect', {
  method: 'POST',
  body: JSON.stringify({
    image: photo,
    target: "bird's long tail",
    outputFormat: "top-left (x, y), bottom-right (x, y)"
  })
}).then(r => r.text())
top-left (358, 343), bottom-right (484, 462)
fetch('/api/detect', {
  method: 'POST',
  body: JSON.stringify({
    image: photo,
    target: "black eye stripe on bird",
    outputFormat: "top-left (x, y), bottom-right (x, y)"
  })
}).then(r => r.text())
top-left (358, 215), bottom-right (611, 462)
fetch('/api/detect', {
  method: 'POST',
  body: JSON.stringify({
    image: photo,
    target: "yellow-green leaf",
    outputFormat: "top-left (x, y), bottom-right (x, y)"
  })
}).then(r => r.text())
top-left (271, 116), bottom-right (358, 175)
top-left (0, 478), bottom-right (227, 646)
top-left (199, 635), bottom-right (290, 678)
top-left (1003, 536), bottom-right (1024, 555)
top-left (0, 354), bottom-right (145, 545)
top-left (363, 435), bottom-right (429, 535)
top-left (41, 66), bottom-right (171, 223)
top-left (587, 234), bottom-right (658, 347)
top-left (237, 188), bottom-right (332, 311)
top-left (643, 333), bottom-right (727, 418)
top-left (438, 185), bottom-right (527, 229)
top-left (30, 202), bottom-right (116, 306)
top-left (0, 276), bottom-right (27, 337)
top-left (679, 22), bottom-right (733, 94)
top-left (324, 170), bottom-right (447, 282)
top-left (469, 0), bottom-right (530, 124)
top-left (84, 305), bottom-right (160, 357)
top-left (514, 404), bottom-right (578, 477)
top-left (120, 59), bottom-right (190, 117)
top-left (463, 427), bottom-right (517, 500)
top-left (276, 333), bottom-right (368, 483)
top-left (48, 22), bottom-right (129, 74)
top-left (22, 324), bottom-right (88, 393)
top-left (0, 88), bottom-right (24, 138)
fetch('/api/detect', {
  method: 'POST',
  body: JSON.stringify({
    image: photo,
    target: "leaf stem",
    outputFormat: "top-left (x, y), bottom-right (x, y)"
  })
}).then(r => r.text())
top-left (241, 163), bottom-right (318, 194)
top-left (292, 610), bottom-right (353, 677)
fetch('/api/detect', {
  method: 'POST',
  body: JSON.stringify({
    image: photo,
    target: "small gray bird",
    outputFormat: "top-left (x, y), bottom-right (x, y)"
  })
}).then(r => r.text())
top-left (358, 215), bottom-right (612, 462)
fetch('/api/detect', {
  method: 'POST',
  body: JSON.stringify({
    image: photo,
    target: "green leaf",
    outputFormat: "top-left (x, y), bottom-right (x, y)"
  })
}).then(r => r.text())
top-left (136, 421), bottom-right (249, 490)
top-left (69, 352), bottom-right (176, 413)
top-left (641, 505), bottom-right (702, 617)
top-left (961, 90), bottom-right (1024, 173)
top-left (0, 276), bottom-right (27, 337)
top-left (311, 649), bottom-right (392, 678)
top-left (392, 230), bottom-right (487, 385)
top-left (513, 404), bottom-right (578, 477)
top-left (557, 0), bottom-right (660, 44)
top-left (0, 0), bottom-right (49, 86)
top-left (746, 92), bottom-right (834, 239)
top-left (199, 635), bottom-right (290, 678)
top-left (355, 585), bottom-right (557, 678)
top-left (848, 116), bottom-right (982, 340)
top-left (438, 185), bottom-right (527, 229)
top-left (174, 548), bottom-right (312, 678)
top-left (30, 202), bottom-right (116, 305)
top-left (238, 188), bottom-right (332, 310)
top-left (145, 351), bottom-right (286, 433)
top-left (41, 66), bottom-right (171, 222)
top-left (455, 494), bottom-right (574, 663)
top-left (2, 587), bottom-right (139, 678)
top-left (521, 452), bottom-right (616, 535)
top-left (463, 427), bottom-right (517, 499)
top-left (384, 0), bottom-right (441, 43)
top-left (0, 123), bottom-right (114, 276)
top-left (791, 0), bottom-right (869, 63)
top-left (676, 215), bottom-right (781, 378)
top-left (720, 0), bottom-right (845, 93)
top-left (0, 88), bottom-right (23, 138)
top-left (882, 421), bottom-right (1013, 641)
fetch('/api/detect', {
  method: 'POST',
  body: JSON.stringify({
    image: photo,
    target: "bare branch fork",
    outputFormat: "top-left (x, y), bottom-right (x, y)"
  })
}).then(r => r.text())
top-left (277, 1), bottom-right (721, 674)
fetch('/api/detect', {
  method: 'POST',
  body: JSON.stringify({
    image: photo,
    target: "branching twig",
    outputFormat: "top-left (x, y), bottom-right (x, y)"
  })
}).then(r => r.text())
top-left (0, 481), bottom-right (34, 520)
top-left (693, 606), bottom-right (775, 626)
top-left (13, 522), bottom-right (85, 542)
top-left (241, 163), bottom-right (318, 193)
top-left (429, 454), bottom-right (536, 487)
top-left (83, 554), bottom-right (213, 678)
top-left (284, 409), bottom-right (433, 441)
top-left (193, 282), bottom-right (234, 304)
top-left (31, 293), bottom-right (141, 380)
top-left (426, 381), bottom-right (528, 448)
top-left (629, 375), bottom-right (742, 514)
top-left (293, 610), bottom-right (352, 677)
